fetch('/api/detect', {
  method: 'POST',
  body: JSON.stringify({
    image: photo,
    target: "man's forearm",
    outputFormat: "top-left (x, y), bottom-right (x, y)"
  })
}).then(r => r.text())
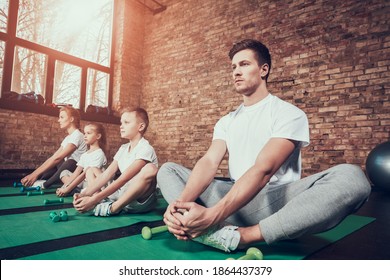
top-left (178, 157), bottom-right (219, 202)
top-left (210, 167), bottom-right (270, 223)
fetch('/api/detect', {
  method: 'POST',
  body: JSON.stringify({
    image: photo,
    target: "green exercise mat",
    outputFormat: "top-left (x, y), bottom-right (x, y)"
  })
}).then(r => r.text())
top-left (0, 186), bottom-right (56, 196)
top-left (0, 203), bottom-right (167, 250)
top-left (0, 191), bottom-right (71, 210)
top-left (19, 215), bottom-right (375, 260)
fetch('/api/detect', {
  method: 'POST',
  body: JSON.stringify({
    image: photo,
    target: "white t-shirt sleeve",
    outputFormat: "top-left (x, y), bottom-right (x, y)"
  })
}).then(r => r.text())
top-left (60, 130), bottom-right (87, 162)
top-left (136, 143), bottom-right (157, 164)
top-left (61, 130), bottom-right (82, 148)
top-left (213, 115), bottom-right (229, 142)
top-left (271, 102), bottom-right (310, 147)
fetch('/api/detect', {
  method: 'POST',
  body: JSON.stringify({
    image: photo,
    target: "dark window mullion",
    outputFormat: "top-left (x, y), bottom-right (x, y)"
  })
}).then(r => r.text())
top-left (44, 55), bottom-right (55, 104)
top-left (1, 0), bottom-right (18, 94)
top-left (80, 67), bottom-right (87, 111)
top-left (14, 37), bottom-right (110, 74)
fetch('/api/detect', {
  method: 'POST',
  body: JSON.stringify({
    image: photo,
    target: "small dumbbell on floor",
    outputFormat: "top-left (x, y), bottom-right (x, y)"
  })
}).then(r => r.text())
top-left (44, 198), bottom-right (64, 205)
top-left (20, 186), bottom-right (40, 192)
top-left (13, 182), bottom-right (23, 188)
top-left (27, 191), bottom-right (45, 196)
top-left (59, 210), bottom-right (68, 221)
top-left (226, 247), bottom-right (264, 260)
top-left (141, 225), bottom-right (168, 240)
top-left (49, 210), bottom-right (68, 223)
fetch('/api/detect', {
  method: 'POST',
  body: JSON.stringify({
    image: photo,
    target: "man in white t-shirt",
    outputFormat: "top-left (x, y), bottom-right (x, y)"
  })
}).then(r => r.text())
top-left (157, 39), bottom-right (371, 252)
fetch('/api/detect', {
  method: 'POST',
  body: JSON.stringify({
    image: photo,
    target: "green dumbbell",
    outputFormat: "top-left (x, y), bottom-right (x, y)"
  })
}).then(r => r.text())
top-left (44, 198), bottom-right (64, 205)
top-left (141, 225), bottom-right (168, 240)
top-left (49, 211), bottom-right (60, 223)
top-left (226, 247), bottom-right (264, 260)
top-left (59, 210), bottom-right (68, 221)
top-left (13, 182), bottom-right (23, 188)
top-left (20, 186), bottom-right (40, 192)
top-left (27, 191), bottom-right (45, 196)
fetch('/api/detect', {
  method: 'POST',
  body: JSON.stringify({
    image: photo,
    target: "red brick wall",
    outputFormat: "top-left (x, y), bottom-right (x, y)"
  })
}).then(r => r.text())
top-left (112, 0), bottom-right (146, 111)
top-left (1, 0), bottom-right (389, 180)
top-left (142, 0), bottom-right (390, 177)
top-left (0, 109), bottom-right (124, 169)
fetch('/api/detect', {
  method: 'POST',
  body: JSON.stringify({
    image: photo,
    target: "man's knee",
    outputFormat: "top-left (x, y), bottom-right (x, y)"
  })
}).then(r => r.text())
top-left (332, 163), bottom-right (371, 201)
top-left (157, 162), bottom-right (177, 180)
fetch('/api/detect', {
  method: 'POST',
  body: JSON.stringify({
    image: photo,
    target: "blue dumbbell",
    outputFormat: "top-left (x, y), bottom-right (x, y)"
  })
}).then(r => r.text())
top-left (20, 186), bottom-right (41, 192)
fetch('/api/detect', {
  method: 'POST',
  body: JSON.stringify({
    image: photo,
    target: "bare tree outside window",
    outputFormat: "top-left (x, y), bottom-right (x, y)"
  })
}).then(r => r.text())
top-left (0, 0), bottom-right (6, 32)
top-left (11, 46), bottom-right (46, 95)
top-left (54, 60), bottom-right (81, 108)
top-left (17, 0), bottom-right (112, 66)
top-left (87, 68), bottom-right (109, 107)
top-left (0, 0), bottom-right (113, 109)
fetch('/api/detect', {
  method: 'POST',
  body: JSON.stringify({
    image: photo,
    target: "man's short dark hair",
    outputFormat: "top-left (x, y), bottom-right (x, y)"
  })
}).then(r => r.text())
top-left (229, 39), bottom-right (272, 81)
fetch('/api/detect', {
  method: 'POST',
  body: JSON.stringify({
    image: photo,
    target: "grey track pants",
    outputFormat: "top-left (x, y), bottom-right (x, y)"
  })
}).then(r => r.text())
top-left (156, 162), bottom-right (371, 244)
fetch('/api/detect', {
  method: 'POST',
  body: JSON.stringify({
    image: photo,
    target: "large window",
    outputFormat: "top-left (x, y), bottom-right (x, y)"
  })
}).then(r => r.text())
top-left (0, 0), bottom-right (114, 112)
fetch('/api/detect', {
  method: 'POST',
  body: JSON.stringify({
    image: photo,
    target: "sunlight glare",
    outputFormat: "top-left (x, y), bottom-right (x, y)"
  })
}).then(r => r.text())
top-left (55, 0), bottom-right (110, 38)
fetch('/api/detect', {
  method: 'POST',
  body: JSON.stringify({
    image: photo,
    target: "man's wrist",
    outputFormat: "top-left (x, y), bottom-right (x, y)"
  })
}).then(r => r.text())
top-left (209, 204), bottom-right (226, 224)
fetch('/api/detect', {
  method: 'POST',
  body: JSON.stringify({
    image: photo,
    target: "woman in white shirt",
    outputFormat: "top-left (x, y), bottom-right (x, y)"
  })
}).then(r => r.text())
top-left (21, 106), bottom-right (87, 189)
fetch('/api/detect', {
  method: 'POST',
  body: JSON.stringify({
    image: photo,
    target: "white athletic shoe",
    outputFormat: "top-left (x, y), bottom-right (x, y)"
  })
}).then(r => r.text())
top-left (193, 225), bottom-right (240, 252)
top-left (93, 201), bottom-right (113, 217)
top-left (33, 180), bottom-right (47, 189)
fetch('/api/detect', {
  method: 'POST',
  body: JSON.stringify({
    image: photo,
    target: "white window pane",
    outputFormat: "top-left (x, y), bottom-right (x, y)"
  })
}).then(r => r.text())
top-left (16, 0), bottom-right (113, 66)
top-left (0, 0), bottom-right (8, 32)
top-left (11, 46), bottom-right (46, 96)
top-left (87, 69), bottom-right (109, 108)
top-left (54, 61), bottom-right (81, 108)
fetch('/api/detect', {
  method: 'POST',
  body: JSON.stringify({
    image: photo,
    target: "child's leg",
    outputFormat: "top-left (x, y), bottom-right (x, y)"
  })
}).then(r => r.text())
top-left (110, 163), bottom-right (158, 214)
top-left (43, 159), bottom-right (77, 188)
top-left (40, 162), bottom-right (62, 180)
top-left (81, 167), bottom-right (105, 195)
top-left (59, 170), bottom-right (73, 184)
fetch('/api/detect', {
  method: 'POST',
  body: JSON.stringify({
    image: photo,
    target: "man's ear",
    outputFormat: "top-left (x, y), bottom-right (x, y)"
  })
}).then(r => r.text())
top-left (260, 63), bottom-right (269, 79)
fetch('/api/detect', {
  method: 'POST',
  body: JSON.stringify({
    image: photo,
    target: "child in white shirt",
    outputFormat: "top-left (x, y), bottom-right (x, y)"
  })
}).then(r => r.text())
top-left (56, 123), bottom-right (107, 197)
top-left (73, 107), bottom-right (158, 216)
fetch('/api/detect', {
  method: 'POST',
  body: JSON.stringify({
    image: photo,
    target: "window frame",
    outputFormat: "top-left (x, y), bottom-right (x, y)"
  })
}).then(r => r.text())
top-left (0, 0), bottom-right (118, 123)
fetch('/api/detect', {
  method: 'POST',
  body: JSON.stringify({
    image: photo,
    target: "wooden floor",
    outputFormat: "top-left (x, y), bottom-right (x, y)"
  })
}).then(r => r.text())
top-left (307, 187), bottom-right (390, 260)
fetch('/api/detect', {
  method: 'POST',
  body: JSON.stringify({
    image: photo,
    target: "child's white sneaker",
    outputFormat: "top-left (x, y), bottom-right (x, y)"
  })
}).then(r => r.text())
top-left (93, 201), bottom-right (113, 217)
top-left (33, 180), bottom-right (47, 189)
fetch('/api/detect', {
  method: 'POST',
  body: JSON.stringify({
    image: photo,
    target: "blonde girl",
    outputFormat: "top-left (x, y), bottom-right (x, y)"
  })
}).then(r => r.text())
top-left (56, 123), bottom-right (108, 197)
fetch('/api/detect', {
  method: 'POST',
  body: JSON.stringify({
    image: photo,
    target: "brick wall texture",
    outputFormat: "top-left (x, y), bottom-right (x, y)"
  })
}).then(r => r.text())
top-left (1, 0), bottom-right (389, 179)
top-left (142, 0), bottom-right (390, 177)
top-left (0, 109), bottom-right (125, 169)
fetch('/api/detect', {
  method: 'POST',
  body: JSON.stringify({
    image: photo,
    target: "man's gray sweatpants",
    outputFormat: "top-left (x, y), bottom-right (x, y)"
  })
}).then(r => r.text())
top-left (156, 162), bottom-right (371, 244)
